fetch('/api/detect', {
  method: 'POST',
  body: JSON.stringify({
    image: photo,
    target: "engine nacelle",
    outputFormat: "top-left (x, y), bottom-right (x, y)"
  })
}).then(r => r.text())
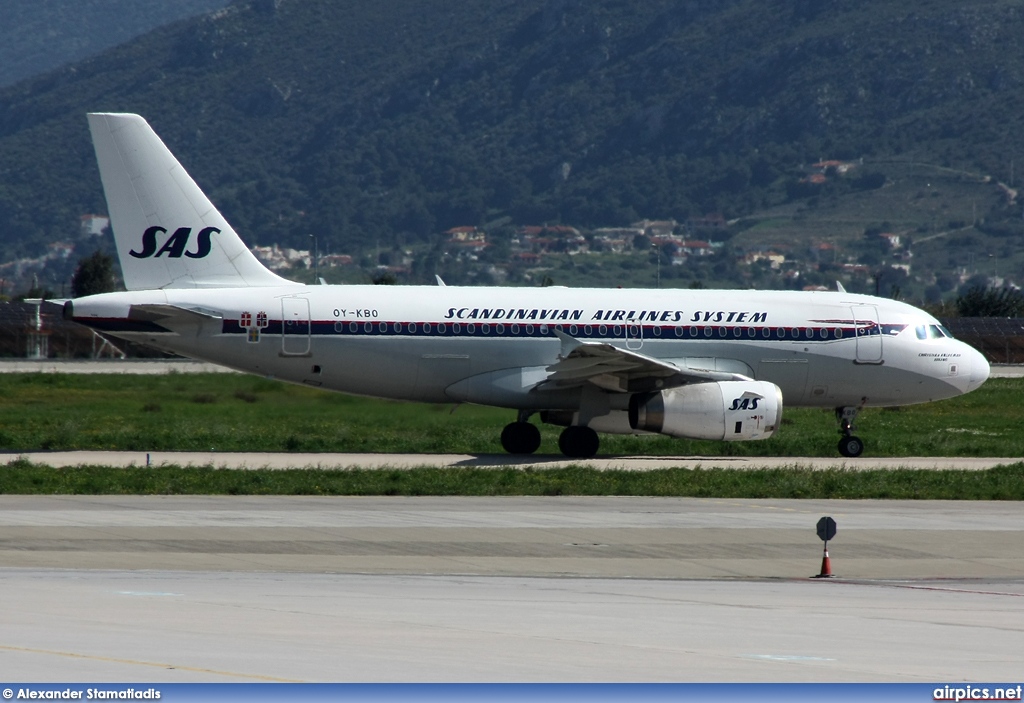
top-left (628, 380), bottom-right (783, 441)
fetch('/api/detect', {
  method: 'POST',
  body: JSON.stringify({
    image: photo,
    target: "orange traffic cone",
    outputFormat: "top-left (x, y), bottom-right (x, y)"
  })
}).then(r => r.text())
top-left (813, 546), bottom-right (833, 578)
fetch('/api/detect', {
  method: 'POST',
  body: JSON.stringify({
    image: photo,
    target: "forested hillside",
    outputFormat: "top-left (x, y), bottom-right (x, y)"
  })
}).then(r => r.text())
top-left (0, 0), bottom-right (230, 88)
top-left (1, 0), bottom-right (1023, 276)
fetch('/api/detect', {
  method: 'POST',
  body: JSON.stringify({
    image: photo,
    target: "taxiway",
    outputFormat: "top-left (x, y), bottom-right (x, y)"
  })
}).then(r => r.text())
top-left (6, 450), bottom-right (1020, 470)
top-left (2, 495), bottom-right (1022, 682)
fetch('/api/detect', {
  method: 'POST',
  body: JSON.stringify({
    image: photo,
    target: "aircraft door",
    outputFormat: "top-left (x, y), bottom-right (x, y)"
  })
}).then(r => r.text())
top-left (625, 322), bottom-right (643, 350)
top-left (852, 304), bottom-right (882, 363)
top-left (281, 296), bottom-right (311, 355)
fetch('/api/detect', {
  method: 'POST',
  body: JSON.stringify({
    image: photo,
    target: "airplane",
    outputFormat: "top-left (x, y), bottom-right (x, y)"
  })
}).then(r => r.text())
top-left (66, 112), bottom-right (991, 458)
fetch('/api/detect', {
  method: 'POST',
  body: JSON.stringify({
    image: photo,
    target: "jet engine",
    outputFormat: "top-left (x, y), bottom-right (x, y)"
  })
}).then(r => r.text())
top-left (628, 380), bottom-right (783, 441)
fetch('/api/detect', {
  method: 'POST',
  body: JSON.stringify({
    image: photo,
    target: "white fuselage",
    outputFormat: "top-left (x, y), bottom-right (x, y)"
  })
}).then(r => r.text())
top-left (71, 284), bottom-right (989, 414)
top-left (77, 113), bottom-right (991, 456)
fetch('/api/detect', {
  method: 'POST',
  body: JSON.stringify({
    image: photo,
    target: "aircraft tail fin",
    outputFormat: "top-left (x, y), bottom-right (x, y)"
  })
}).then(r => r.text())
top-left (87, 112), bottom-right (294, 291)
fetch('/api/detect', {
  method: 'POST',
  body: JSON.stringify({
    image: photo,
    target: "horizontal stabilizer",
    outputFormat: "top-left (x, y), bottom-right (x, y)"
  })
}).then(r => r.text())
top-left (128, 303), bottom-right (223, 333)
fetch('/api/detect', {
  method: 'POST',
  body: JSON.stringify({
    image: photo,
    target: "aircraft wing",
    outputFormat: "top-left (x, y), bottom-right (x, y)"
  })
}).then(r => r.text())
top-left (537, 330), bottom-right (752, 394)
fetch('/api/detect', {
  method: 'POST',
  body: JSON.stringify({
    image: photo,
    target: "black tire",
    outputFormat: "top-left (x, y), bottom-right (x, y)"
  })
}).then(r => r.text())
top-left (500, 421), bottom-right (541, 454)
top-left (558, 426), bottom-right (600, 458)
top-left (838, 435), bottom-right (864, 458)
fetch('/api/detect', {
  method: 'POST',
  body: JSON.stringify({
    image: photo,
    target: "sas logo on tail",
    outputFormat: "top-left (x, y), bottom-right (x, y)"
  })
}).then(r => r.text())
top-left (130, 226), bottom-right (220, 259)
top-left (729, 396), bottom-right (761, 411)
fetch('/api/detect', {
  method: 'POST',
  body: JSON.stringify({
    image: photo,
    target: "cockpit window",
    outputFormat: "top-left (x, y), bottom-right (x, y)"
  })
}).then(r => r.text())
top-left (915, 323), bottom-right (952, 340)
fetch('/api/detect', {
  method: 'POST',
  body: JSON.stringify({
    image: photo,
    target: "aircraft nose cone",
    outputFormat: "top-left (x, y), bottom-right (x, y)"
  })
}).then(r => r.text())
top-left (966, 347), bottom-right (990, 393)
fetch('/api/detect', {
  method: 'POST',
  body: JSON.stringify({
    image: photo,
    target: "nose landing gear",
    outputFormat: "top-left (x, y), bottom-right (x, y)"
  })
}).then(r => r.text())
top-left (835, 406), bottom-right (864, 457)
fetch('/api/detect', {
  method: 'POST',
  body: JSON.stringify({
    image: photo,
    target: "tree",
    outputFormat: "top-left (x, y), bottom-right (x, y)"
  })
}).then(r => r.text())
top-left (371, 270), bottom-right (397, 285)
top-left (956, 286), bottom-right (1024, 317)
top-left (71, 251), bottom-right (115, 298)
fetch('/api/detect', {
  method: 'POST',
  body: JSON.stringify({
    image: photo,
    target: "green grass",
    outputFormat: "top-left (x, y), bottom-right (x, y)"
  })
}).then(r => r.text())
top-left (0, 373), bottom-right (1021, 457)
top-left (3, 459), bottom-right (1023, 499)
top-left (1, 372), bottom-right (1020, 498)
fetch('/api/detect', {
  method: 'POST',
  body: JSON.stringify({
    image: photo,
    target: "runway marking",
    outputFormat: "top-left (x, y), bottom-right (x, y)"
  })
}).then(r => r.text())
top-left (117, 591), bottom-right (183, 596)
top-left (743, 654), bottom-right (836, 662)
top-left (0, 644), bottom-right (302, 681)
top-left (884, 584), bottom-right (1024, 597)
top-left (818, 580), bottom-right (1024, 598)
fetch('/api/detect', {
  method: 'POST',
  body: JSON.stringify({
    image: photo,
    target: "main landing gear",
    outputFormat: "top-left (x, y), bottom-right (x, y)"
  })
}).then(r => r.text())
top-left (557, 425), bottom-right (599, 459)
top-left (835, 406), bottom-right (864, 457)
top-left (499, 413), bottom-right (601, 459)
top-left (500, 414), bottom-right (541, 455)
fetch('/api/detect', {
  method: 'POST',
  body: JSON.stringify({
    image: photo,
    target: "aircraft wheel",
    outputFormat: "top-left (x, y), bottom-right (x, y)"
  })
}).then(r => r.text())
top-left (501, 421), bottom-right (541, 455)
top-left (838, 435), bottom-right (864, 458)
top-left (558, 426), bottom-right (600, 459)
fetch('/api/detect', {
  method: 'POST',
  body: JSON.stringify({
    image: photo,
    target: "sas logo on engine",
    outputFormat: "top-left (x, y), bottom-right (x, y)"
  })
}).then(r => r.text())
top-left (729, 396), bottom-right (761, 411)
top-left (130, 226), bottom-right (220, 259)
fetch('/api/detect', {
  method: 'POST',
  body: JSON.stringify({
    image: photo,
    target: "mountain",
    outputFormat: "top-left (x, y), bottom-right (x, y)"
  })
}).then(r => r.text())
top-left (1, 0), bottom-right (1023, 289)
top-left (0, 0), bottom-right (230, 88)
